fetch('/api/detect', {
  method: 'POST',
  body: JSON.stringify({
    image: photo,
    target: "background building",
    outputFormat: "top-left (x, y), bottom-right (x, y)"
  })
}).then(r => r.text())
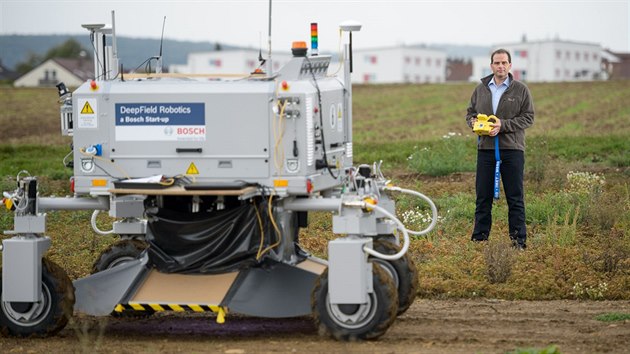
top-left (351, 46), bottom-right (447, 84)
top-left (492, 39), bottom-right (605, 82)
top-left (446, 58), bottom-right (472, 82)
top-left (170, 49), bottom-right (293, 75)
top-left (603, 50), bottom-right (630, 80)
top-left (13, 58), bottom-right (93, 87)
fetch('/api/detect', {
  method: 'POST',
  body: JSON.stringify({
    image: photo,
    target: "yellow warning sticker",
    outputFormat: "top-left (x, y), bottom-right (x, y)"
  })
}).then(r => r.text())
top-left (77, 98), bottom-right (98, 129)
top-left (186, 162), bottom-right (199, 175)
top-left (81, 101), bottom-right (95, 114)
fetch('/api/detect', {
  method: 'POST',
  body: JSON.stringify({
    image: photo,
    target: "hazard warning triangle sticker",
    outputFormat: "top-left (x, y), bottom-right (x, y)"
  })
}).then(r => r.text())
top-left (186, 162), bottom-right (200, 175)
top-left (81, 101), bottom-right (95, 114)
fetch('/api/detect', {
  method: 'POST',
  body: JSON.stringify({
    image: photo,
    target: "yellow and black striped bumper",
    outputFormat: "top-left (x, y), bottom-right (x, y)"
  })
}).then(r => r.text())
top-left (114, 303), bottom-right (228, 323)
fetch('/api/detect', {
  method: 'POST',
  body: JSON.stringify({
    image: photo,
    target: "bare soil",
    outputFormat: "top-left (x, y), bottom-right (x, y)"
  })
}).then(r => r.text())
top-left (1, 299), bottom-right (629, 353)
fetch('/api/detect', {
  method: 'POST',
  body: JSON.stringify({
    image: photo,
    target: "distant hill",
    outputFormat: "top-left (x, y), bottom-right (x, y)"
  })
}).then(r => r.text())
top-left (0, 35), bottom-right (240, 71)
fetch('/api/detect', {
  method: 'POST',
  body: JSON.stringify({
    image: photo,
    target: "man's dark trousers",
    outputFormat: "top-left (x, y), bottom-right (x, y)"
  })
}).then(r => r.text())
top-left (472, 149), bottom-right (526, 245)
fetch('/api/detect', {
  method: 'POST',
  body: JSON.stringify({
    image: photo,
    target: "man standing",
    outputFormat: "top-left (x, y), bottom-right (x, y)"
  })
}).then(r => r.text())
top-left (465, 49), bottom-right (534, 249)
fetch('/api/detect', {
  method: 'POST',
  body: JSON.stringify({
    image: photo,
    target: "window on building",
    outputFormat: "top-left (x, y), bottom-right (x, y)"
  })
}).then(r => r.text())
top-left (436, 58), bottom-right (441, 67)
top-left (426, 58), bottom-right (432, 66)
top-left (584, 52), bottom-right (589, 62)
top-left (565, 69), bottom-right (570, 78)
top-left (555, 68), bottom-right (560, 78)
top-left (364, 55), bottom-right (377, 64)
top-left (52, 70), bottom-right (57, 81)
top-left (404, 74), bottom-right (410, 83)
top-left (405, 56), bottom-right (410, 64)
top-left (575, 52), bottom-right (580, 61)
top-left (425, 76), bottom-right (431, 82)
top-left (593, 53), bottom-right (598, 61)
top-left (44, 70), bottom-right (49, 81)
top-left (565, 51), bottom-right (570, 60)
top-left (415, 75), bottom-right (420, 83)
top-left (246, 60), bottom-right (256, 68)
top-left (556, 50), bottom-right (562, 59)
top-left (415, 57), bottom-right (420, 65)
top-left (363, 73), bottom-right (371, 83)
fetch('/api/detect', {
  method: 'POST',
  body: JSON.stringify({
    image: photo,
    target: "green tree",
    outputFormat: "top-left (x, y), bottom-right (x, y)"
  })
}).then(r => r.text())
top-left (44, 38), bottom-right (88, 59)
top-left (15, 38), bottom-right (90, 74)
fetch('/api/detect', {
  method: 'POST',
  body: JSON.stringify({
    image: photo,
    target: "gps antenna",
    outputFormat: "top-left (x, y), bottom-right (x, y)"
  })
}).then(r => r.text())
top-left (156, 16), bottom-right (166, 73)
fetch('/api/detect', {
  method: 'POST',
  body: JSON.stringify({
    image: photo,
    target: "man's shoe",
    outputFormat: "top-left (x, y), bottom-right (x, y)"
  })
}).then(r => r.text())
top-left (471, 233), bottom-right (489, 242)
top-left (511, 239), bottom-right (526, 250)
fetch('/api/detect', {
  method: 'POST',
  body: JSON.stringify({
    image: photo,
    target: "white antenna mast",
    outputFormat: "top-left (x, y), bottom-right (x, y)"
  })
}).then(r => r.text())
top-left (156, 16), bottom-right (166, 74)
top-left (110, 10), bottom-right (119, 79)
top-left (111, 11), bottom-right (118, 58)
top-left (267, 0), bottom-right (272, 74)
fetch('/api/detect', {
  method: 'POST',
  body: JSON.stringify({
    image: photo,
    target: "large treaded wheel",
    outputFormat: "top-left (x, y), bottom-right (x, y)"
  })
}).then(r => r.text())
top-left (0, 258), bottom-right (75, 337)
top-left (92, 239), bottom-right (148, 273)
top-left (370, 240), bottom-right (419, 315)
top-left (312, 265), bottom-right (398, 341)
top-left (92, 239), bottom-right (152, 318)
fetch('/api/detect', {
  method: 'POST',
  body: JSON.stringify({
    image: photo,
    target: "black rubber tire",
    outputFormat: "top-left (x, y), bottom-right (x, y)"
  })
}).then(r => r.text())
top-left (312, 266), bottom-right (398, 341)
top-left (0, 258), bottom-right (75, 337)
top-left (370, 240), bottom-right (419, 315)
top-left (92, 239), bottom-right (148, 273)
top-left (92, 239), bottom-right (152, 318)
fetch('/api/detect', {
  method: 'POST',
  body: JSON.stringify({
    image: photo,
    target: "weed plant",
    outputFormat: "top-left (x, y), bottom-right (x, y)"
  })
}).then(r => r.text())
top-left (595, 313), bottom-right (630, 322)
top-left (407, 133), bottom-right (476, 176)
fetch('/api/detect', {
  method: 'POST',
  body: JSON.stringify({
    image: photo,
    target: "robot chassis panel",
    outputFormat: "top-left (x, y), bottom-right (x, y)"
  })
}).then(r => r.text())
top-left (1, 16), bottom-right (437, 341)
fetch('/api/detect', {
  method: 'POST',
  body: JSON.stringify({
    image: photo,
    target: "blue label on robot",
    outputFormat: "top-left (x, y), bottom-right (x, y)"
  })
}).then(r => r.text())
top-left (115, 103), bottom-right (205, 125)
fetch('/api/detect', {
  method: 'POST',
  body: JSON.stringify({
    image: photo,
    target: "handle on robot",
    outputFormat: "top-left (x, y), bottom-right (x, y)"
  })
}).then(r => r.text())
top-left (360, 203), bottom-right (410, 261)
top-left (91, 209), bottom-right (114, 235)
top-left (383, 186), bottom-right (438, 236)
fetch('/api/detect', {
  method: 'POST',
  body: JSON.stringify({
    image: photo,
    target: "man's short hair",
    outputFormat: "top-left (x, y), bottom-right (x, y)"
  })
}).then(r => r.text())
top-left (491, 49), bottom-right (512, 64)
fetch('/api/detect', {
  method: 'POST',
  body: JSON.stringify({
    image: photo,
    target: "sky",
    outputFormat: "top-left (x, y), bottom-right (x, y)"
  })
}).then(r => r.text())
top-left (1, 0), bottom-right (629, 53)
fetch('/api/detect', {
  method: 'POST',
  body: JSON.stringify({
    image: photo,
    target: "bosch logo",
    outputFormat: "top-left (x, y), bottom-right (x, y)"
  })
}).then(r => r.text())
top-left (164, 126), bottom-right (174, 136)
top-left (177, 127), bottom-right (206, 135)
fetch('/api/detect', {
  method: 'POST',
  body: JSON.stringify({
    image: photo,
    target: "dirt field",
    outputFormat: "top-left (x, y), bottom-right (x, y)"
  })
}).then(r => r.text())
top-left (1, 299), bottom-right (629, 354)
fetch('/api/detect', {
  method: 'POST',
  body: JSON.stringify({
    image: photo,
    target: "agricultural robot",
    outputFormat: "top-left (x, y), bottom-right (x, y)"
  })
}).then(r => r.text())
top-left (1, 12), bottom-right (436, 340)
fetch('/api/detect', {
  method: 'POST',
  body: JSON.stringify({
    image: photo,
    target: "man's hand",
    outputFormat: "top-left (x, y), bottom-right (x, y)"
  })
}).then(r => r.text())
top-left (489, 117), bottom-right (501, 136)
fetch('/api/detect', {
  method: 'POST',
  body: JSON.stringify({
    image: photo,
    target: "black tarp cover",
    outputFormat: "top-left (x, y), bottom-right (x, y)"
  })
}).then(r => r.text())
top-left (146, 203), bottom-right (271, 274)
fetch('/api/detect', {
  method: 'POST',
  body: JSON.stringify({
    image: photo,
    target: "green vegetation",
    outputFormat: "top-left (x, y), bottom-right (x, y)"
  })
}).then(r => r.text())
top-left (1, 81), bottom-right (629, 298)
top-left (595, 313), bottom-right (630, 322)
top-left (506, 345), bottom-right (561, 354)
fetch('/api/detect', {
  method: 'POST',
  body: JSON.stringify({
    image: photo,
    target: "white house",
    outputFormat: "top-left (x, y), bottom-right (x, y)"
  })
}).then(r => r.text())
top-left (471, 39), bottom-right (605, 82)
top-left (169, 49), bottom-right (294, 75)
top-left (14, 58), bottom-right (93, 87)
top-left (351, 46), bottom-right (447, 84)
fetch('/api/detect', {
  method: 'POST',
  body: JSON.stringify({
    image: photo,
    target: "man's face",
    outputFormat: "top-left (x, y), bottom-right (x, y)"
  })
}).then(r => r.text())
top-left (491, 53), bottom-right (511, 80)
